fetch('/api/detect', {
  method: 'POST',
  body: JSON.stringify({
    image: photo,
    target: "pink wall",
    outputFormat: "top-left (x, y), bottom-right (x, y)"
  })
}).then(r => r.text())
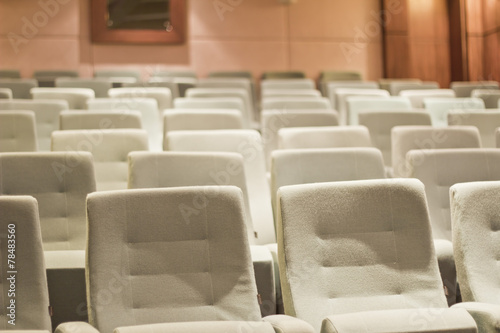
top-left (0, 0), bottom-right (383, 80)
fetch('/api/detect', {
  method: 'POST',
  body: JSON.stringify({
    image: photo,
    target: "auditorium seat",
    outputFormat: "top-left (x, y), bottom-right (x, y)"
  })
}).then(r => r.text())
top-left (391, 126), bottom-right (481, 178)
top-left (55, 78), bottom-right (112, 98)
top-left (327, 83), bottom-right (380, 110)
top-left (59, 110), bottom-right (142, 130)
top-left (33, 70), bottom-right (79, 87)
top-left (359, 111), bottom-right (432, 174)
top-left (262, 97), bottom-right (331, 111)
top-left (378, 78), bottom-right (421, 91)
top-left (278, 126), bottom-right (372, 150)
top-left (0, 99), bottom-right (69, 151)
top-left (0, 69), bottom-right (21, 78)
top-left (163, 109), bottom-right (243, 135)
top-left (319, 70), bottom-right (362, 82)
top-left (0, 79), bottom-right (38, 99)
top-left (130, 79), bottom-right (179, 99)
top-left (261, 78), bottom-right (315, 90)
top-left (262, 71), bottom-right (306, 79)
top-left (346, 96), bottom-right (412, 125)
top-left (450, 81), bottom-right (499, 97)
top-left (261, 110), bottom-right (339, 170)
top-left (0, 88), bottom-right (13, 99)
top-left (471, 89), bottom-right (500, 108)
top-left (151, 69), bottom-right (197, 78)
top-left (52, 129), bottom-right (149, 191)
top-left (0, 111), bottom-right (37, 152)
top-left (0, 196), bottom-right (52, 331)
top-left (197, 77), bottom-right (256, 112)
top-left (31, 87), bottom-right (95, 109)
top-left (448, 110), bottom-right (500, 148)
top-left (109, 87), bottom-right (173, 111)
top-left (55, 186), bottom-right (313, 333)
top-left (333, 88), bottom-right (389, 125)
top-left (149, 71), bottom-right (197, 97)
top-left (423, 97), bottom-right (485, 127)
top-left (399, 89), bottom-right (456, 108)
top-left (262, 89), bottom-right (321, 99)
top-left (94, 69), bottom-right (142, 83)
top-left (208, 70), bottom-right (253, 79)
top-left (276, 178), bottom-right (477, 332)
top-left (389, 81), bottom-right (439, 95)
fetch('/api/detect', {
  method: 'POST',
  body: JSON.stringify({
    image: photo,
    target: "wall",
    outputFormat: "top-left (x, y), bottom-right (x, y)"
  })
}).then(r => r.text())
top-left (0, 0), bottom-right (383, 80)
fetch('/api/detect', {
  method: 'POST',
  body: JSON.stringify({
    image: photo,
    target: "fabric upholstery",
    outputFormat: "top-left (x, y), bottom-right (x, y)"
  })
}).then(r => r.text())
top-left (325, 81), bottom-right (378, 105)
top-left (278, 126), bottom-right (372, 150)
top-left (359, 111), bottom-right (432, 167)
top-left (86, 186), bottom-right (262, 333)
top-left (261, 110), bottom-right (339, 170)
top-left (261, 79), bottom-right (313, 90)
top-left (59, 111), bottom-right (142, 131)
top-left (262, 89), bottom-right (321, 99)
top-left (262, 97), bottom-right (332, 111)
top-left (174, 97), bottom-right (247, 127)
top-left (52, 129), bottom-right (149, 191)
top-left (379, 79), bottom-right (421, 91)
top-left (453, 302), bottom-right (500, 333)
top-left (0, 79), bottom-right (38, 99)
top-left (391, 126), bottom-right (481, 177)
top-left (277, 179), bottom-right (448, 332)
top-left (471, 90), bottom-right (500, 108)
top-left (163, 110), bottom-right (243, 134)
top-left (0, 99), bottom-right (69, 151)
top-left (497, 128), bottom-right (500, 148)
top-left (448, 111), bottom-right (500, 148)
top-left (0, 110), bottom-right (37, 152)
top-left (94, 69), bottom-right (142, 81)
top-left (0, 152), bottom-right (96, 250)
top-left (423, 97), bottom-right (485, 127)
top-left (129, 80), bottom-right (179, 100)
top-left (55, 78), bottom-right (112, 98)
top-left (450, 81), bottom-right (499, 98)
top-left (0, 88), bottom-right (13, 99)
top-left (165, 130), bottom-right (276, 246)
top-left (114, 321), bottom-right (276, 333)
top-left (197, 78), bottom-right (256, 112)
top-left (0, 196), bottom-right (52, 331)
top-left (333, 88), bottom-right (389, 125)
top-left (400, 89), bottom-right (456, 108)
top-left (31, 88), bottom-right (95, 109)
top-left (0, 70), bottom-right (21, 79)
top-left (390, 81), bottom-right (440, 95)
top-left (108, 87), bottom-right (173, 111)
top-left (346, 96), bottom-right (412, 125)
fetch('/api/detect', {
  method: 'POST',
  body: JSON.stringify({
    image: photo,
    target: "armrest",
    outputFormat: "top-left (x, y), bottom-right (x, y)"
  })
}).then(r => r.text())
top-left (55, 322), bottom-right (100, 333)
top-left (452, 302), bottom-right (500, 333)
top-left (263, 314), bottom-right (315, 333)
top-left (114, 321), bottom-right (275, 333)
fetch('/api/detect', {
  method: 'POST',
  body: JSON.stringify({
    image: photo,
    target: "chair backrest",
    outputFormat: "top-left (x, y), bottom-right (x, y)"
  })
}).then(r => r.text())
top-left (52, 129), bottom-right (149, 191)
top-left (59, 110), bottom-right (142, 130)
top-left (346, 96), bottom-right (412, 125)
top-left (128, 151), bottom-right (255, 242)
top-left (262, 71), bottom-right (306, 80)
top-left (261, 110), bottom-right (339, 170)
top-left (94, 69), bottom-right (142, 81)
top-left (31, 87), bottom-right (95, 109)
top-left (271, 147), bottom-right (385, 220)
top-left (208, 71), bottom-right (253, 79)
top-left (163, 110), bottom-right (243, 135)
top-left (320, 70), bottom-right (362, 82)
top-left (165, 130), bottom-right (275, 245)
top-left (278, 126), bottom-right (372, 150)
top-left (326, 83), bottom-right (380, 110)
top-left (390, 81), bottom-right (439, 96)
top-left (132, 79), bottom-right (180, 100)
top-left (423, 97), bottom-right (485, 127)
top-left (262, 89), bottom-right (321, 99)
top-left (448, 110), bottom-right (500, 148)
top-left (0, 196), bottom-right (52, 331)
top-left (399, 89), bottom-right (455, 108)
top-left (334, 89), bottom-right (389, 125)
top-left (0, 79), bottom-right (38, 99)
top-left (379, 78), bottom-right (421, 91)
top-left (359, 111), bottom-right (432, 167)
top-left (108, 87), bottom-right (173, 110)
top-left (262, 97), bottom-right (331, 111)
top-left (0, 99), bottom-right (69, 151)
top-left (0, 88), bottom-right (13, 99)
top-left (55, 78), bottom-right (112, 98)
top-left (261, 79), bottom-right (315, 90)
top-left (0, 110), bottom-right (37, 152)
top-left (33, 70), bottom-right (79, 79)
top-left (277, 178), bottom-right (447, 331)
top-left (173, 97), bottom-right (246, 123)
top-left (86, 186), bottom-right (262, 333)
top-left (0, 152), bottom-right (96, 250)
top-left (407, 149), bottom-right (500, 241)
top-left (150, 70), bottom-right (197, 79)
top-left (391, 125), bottom-right (481, 177)
top-left (197, 78), bottom-right (255, 111)
top-left (0, 69), bottom-right (21, 79)
top-left (450, 180), bottom-right (500, 303)
top-left (450, 81), bottom-right (499, 97)
top-left (471, 89), bottom-right (500, 108)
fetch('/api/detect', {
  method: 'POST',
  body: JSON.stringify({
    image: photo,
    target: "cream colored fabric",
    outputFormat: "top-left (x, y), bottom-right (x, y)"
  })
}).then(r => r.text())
top-left (496, 128), bottom-right (500, 148)
top-left (451, 81), bottom-right (499, 97)
top-left (0, 196), bottom-right (52, 331)
top-left (390, 81), bottom-right (439, 95)
top-left (262, 97), bottom-right (332, 111)
top-left (108, 87), bottom-right (173, 111)
top-left (359, 111), bottom-right (432, 168)
top-left (471, 89), bottom-right (500, 108)
top-left (333, 88), bottom-right (389, 125)
top-left (131, 80), bottom-right (179, 100)
top-left (0, 111), bottom-right (37, 152)
top-left (423, 97), bottom-right (485, 127)
top-left (52, 129), bottom-right (148, 191)
top-left (261, 79), bottom-right (315, 90)
top-left (379, 78), bottom-right (421, 91)
top-left (453, 302), bottom-right (500, 333)
top-left (165, 130), bottom-right (275, 246)
top-left (151, 70), bottom-right (197, 78)
top-left (0, 70), bottom-right (20, 79)
top-left (94, 69), bottom-right (142, 81)
top-left (115, 321), bottom-right (276, 333)
top-left (391, 126), bottom-right (481, 177)
top-left (277, 179), bottom-right (448, 332)
top-left (87, 98), bottom-right (161, 151)
top-left (86, 186), bottom-right (262, 333)
top-left (174, 97), bottom-right (249, 127)
top-left (0, 99), bottom-right (69, 151)
top-left (278, 126), bottom-right (372, 150)
top-left (163, 109), bottom-right (243, 135)
top-left (324, 81), bottom-right (378, 99)
top-left (60, 110), bottom-right (142, 130)
top-left (400, 89), bottom-right (455, 108)
top-left (0, 152), bottom-right (96, 250)
top-left (55, 78), bottom-right (112, 98)
top-left (346, 96), bottom-right (412, 125)
top-left (0, 79), bottom-right (38, 99)
top-left (0, 88), bottom-right (13, 99)
top-left (261, 110), bottom-right (339, 170)
top-left (448, 111), bottom-right (500, 148)
top-left (197, 78), bottom-right (256, 113)
top-left (262, 89), bottom-right (321, 99)
top-left (31, 88), bottom-right (95, 109)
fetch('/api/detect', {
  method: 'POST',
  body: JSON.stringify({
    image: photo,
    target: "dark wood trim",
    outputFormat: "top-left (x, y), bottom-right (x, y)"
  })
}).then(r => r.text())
top-left (90, 0), bottom-right (186, 44)
top-left (447, 0), bottom-right (468, 81)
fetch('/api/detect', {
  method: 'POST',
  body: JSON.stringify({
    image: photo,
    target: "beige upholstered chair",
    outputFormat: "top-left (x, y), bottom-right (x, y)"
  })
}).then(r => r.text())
top-left (0, 196), bottom-right (52, 332)
top-left (261, 78), bottom-right (313, 90)
top-left (55, 78), bottom-right (113, 98)
top-left (197, 77), bottom-right (256, 112)
top-left (94, 69), bottom-right (142, 82)
top-left (390, 81), bottom-right (440, 95)
top-left (59, 110), bottom-right (142, 130)
top-left (346, 96), bottom-right (412, 125)
top-left (127, 79), bottom-right (180, 100)
top-left (448, 110), bottom-right (500, 148)
top-left (423, 97), bottom-right (485, 127)
top-left (0, 110), bottom-right (38, 152)
top-left (400, 89), bottom-right (455, 108)
top-left (55, 186), bottom-right (313, 333)
top-left (261, 97), bottom-right (332, 111)
top-left (276, 178), bottom-right (477, 332)
top-left (108, 87), bottom-right (173, 110)
top-left (0, 69), bottom-right (21, 78)
top-left (163, 109), bottom-right (244, 135)
top-left (0, 87), bottom-right (13, 99)
top-left (52, 129), bottom-right (149, 191)
top-left (450, 81), bottom-right (499, 97)
top-left (359, 111), bottom-right (432, 172)
top-left (31, 88), bottom-right (95, 109)
top-left (325, 81), bottom-right (378, 105)
top-left (0, 78), bottom-right (38, 99)
top-left (262, 89), bottom-right (321, 99)
top-left (333, 88), bottom-right (389, 124)
top-left (278, 126), bottom-right (372, 150)
top-left (379, 78), bottom-right (421, 91)
top-left (261, 110), bottom-right (339, 170)
top-left (0, 99), bottom-right (69, 151)
top-left (391, 126), bottom-right (481, 178)
top-left (471, 89), bottom-right (500, 108)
